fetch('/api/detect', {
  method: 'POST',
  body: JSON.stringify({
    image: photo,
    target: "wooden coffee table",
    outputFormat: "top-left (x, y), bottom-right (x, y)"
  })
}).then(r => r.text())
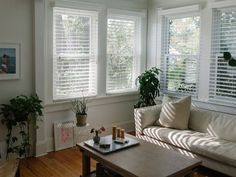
top-left (77, 134), bottom-right (201, 177)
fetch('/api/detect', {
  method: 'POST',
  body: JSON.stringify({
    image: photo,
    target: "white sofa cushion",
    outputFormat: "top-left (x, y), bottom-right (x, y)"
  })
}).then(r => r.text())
top-left (189, 107), bottom-right (236, 142)
top-left (143, 126), bottom-right (236, 167)
top-left (157, 96), bottom-right (191, 130)
top-left (136, 105), bottom-right (162, 129)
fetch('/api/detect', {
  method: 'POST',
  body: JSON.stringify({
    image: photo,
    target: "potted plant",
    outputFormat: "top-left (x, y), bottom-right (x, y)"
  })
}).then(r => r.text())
top-left (0, 95), bottom-right (43, 158)
top-left (134, 67), bottom-right (162, 108)
top-left (72, 96), bottom-right (88, 126)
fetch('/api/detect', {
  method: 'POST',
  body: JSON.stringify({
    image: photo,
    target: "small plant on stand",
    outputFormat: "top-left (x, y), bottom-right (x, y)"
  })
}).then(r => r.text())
top-left (72, 96), bottom-right (88, 126)
top-left (90, 126), bottom-right (105, 144)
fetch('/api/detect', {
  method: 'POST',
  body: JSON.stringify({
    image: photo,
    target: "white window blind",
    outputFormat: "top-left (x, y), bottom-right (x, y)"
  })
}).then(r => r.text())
top-left (53, 7), bottom-right (98, 100)
top-left (106, 13), bottom-right (141, 94)
top-left (209, 7), bottom-right (236, 103)
top-left (160, 15), bottom-right (200, 96)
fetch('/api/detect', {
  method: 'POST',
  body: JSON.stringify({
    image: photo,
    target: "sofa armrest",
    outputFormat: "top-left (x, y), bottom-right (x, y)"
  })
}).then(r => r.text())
top-left (134, 104), bottom-right (162, 136)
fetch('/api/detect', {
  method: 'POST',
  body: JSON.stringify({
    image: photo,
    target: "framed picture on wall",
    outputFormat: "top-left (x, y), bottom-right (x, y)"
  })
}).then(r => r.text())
top-left (54, 121), bottom-right (75, 151)
top-left (0, 43), bottom-right (20, 80)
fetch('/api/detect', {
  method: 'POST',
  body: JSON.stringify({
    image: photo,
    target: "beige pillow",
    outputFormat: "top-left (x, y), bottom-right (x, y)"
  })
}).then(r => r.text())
top-left (137, 105), bottom-right (162, 129)
top-left (157, 96), bottom-right (191, 130)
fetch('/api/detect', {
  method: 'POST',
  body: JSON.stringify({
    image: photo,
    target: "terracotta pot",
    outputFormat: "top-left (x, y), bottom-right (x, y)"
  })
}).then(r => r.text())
top-left (76, 114), bottom-right (87, 126)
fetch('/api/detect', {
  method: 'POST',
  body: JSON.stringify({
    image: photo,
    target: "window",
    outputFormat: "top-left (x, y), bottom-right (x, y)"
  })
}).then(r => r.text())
top-left (106, 11), bottom-right (143, 94)
top-left (160, 14), bottom-right (200, 96)
top-left (53, 7), bottom-right (98, 100)
top-left (209, 7), bottom-right (236, 103)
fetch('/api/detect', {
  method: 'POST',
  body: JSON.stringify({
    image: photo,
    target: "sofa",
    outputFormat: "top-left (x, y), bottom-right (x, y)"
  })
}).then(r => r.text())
top-left (134, 104), bottom-right (236, 176)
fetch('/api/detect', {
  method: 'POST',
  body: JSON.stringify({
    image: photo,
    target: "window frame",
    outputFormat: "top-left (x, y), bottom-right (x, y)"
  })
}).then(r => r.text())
top-left (156, 1), bottom-right (236, 108)
top-left (52, 6), bottom-right (99, 101)
top-left (106, 8), bottom-right (147, 95)
top-left (157, 6), bottom-right (201, 97)
top-left (44, 1), bottom-right (147, 104)
top-left (45, 1), bottom-right (105, 104)
top-left (208, 6), bottom-right (236, 104)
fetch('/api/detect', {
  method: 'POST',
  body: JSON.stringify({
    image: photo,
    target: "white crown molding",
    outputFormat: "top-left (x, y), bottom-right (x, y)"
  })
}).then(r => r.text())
top-left (157, 4), bottom-right (200, 16)
top-left (209, 0), bottom-right (236, 9)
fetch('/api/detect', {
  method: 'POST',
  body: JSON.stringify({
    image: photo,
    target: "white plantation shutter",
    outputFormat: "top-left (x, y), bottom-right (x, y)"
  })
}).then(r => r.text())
top-left (53, 7), bottom-right (98, 100)
top-left (106, 13), bottom-right (141, 94)
top-left (160, 15), bottom-right (200, 96)
top-left (209, 7), bottom-right (236, 103)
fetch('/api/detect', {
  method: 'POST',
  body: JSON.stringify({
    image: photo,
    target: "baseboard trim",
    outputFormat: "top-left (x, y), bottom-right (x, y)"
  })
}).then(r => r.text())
top-left (36, 140), bottom-right (48, 157)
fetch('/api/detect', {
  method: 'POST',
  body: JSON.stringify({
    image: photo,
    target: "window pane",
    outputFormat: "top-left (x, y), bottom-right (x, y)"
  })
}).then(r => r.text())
top-left (161, 15), bottom-right (200, 96)
top-left (209, 8), bottom-right (236, 103)
top-left (53, 7), bottom-right (98, 100)
top-left (106, 17), bottom-right (138, 93)
top-left (169, 17), bottom-right (200, 55)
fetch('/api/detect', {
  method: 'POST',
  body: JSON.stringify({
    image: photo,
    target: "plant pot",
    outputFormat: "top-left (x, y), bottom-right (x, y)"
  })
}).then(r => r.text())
top-left (93, 135), bottom-right (100, 144)
top-left (76, 114), bottom-right (87, 126)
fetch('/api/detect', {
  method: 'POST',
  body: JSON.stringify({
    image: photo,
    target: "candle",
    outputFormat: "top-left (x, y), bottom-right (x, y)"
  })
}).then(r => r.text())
top-left (120, 129), bottom-right (125, 139)
top-left (117, 128), bottom-right (121, 138)
top-left (112, 126), bottom-right (117, 140)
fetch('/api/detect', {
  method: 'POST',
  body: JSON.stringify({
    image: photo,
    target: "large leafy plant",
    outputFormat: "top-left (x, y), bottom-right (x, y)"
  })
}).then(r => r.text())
top-left (135, 67), bottom-right (162, 108)
top-left (0, 95), bottom-right (43, 158)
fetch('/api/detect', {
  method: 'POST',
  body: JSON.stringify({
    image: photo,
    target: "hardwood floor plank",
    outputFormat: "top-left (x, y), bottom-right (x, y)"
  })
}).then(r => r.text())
top-left (20, 147), bottom-right (228, 177)
top-left (20, 148), bottom-right (96, 177)
top-left (21, 157), bottom-right (55, 177)
top-left (39, 156), bottom-right (71, 177)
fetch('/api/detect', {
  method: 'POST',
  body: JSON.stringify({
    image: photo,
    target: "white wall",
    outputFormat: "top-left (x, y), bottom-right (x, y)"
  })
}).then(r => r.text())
top-left (0, 0), bottom-right (34, 158)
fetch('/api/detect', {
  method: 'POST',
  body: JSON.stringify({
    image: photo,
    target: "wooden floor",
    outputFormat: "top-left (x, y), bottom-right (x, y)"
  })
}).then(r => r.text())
top-left (20, 148), bottom-right (96, 177)
top-left (20, 148), bottom-right (229, 177)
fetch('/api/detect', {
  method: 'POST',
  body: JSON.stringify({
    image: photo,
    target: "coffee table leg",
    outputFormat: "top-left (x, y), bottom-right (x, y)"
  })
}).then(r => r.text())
top-left (81, 151), bottom-right (90, 177)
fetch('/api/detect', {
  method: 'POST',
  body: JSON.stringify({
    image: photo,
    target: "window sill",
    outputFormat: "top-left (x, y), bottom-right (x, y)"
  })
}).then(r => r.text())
top-left (44, 93), bottom-right (139, 113)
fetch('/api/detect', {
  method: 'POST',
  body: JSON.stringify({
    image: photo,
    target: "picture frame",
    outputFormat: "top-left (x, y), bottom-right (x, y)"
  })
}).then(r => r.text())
top-left (54, 121), bottom-right (75, 151)
top-left (0, 43), bottom-right (20, 80)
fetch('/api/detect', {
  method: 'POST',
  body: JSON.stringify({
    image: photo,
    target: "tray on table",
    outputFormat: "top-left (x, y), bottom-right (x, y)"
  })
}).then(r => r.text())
top-left (84, 135), bottom-right (140, 154)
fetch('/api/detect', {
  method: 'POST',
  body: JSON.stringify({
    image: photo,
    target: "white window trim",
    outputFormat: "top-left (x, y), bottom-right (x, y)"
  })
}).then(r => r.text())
top-left (44, 0), bottom-right (105, 104)
top-left (197, 1), bottom-right (236, 105)
top-left (50, 0), bottom-right (105, 11)
top-left (156, 4), bottom-right (201, 97)
top-left (52, 6), bottom-right (99, 101)
top-left (157, 5), bottom-right (200, 16)
top-left (209, 0), bottom-right (236, 9)
top-left (208, 5), bottom-right (236, 105)
top-left (36, 0), bottom-right (146, 105)
top-left (106, 8), bottom-right (147, 95)
top-left (156, 1), bottom-right (236, 108)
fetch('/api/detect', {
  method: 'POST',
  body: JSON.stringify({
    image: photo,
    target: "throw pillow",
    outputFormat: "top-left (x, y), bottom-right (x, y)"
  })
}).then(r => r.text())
top-left (157, 96), bottom-right (191, 130)
top-left (137, 104), bottom-right (162, 129)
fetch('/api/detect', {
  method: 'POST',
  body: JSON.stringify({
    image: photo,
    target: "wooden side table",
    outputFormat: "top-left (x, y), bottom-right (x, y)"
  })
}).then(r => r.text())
top-left (0, 159), bottom-right (20, 177)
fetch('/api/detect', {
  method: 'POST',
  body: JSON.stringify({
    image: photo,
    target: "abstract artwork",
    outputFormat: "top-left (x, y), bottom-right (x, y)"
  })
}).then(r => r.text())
top-left (0, 43), bottom-right (20, 80)
top-left (54, 121), bottom-right (75, 151)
